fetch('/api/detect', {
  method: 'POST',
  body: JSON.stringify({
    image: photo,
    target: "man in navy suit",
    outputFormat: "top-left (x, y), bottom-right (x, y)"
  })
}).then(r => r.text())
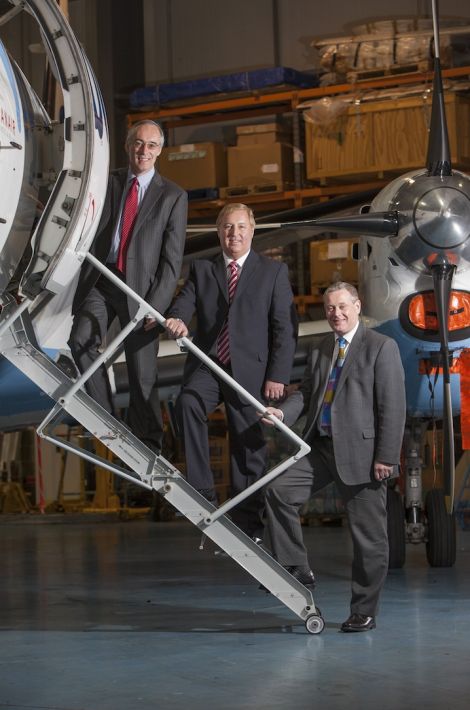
top-left (263, 282), bottom-right (406, 631)
top-left (70, 120), bottom-right (188, 453)
top-left (165, 203), bottom-right (297, 537)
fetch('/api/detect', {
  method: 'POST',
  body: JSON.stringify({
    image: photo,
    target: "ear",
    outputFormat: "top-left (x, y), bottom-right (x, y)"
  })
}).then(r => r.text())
top-left (355, 299), bottom-right (362, 314)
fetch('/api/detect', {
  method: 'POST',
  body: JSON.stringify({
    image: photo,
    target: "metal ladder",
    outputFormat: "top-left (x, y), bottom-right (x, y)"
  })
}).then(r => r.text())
top-left (0, 258), bottom-right (324, 634)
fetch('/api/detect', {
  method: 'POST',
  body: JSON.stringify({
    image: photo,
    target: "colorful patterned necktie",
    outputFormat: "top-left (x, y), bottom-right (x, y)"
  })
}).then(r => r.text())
top-left (319, 336), bottom-right (347, 435)
top-left (216, 261), bottom-right (239, 365)
top-left (117, 177), bottom-right (139, 273)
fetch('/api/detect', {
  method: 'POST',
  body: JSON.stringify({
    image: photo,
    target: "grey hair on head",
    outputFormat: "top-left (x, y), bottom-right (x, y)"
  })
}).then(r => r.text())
top-left (126, 120), bottom-right (165, 148)
top-left (323, 281), bottom-right (359, 302)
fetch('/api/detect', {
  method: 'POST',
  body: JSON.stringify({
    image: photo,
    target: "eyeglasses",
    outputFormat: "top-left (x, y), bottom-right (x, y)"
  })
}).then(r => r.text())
top-left (132, 139), bottom-right (161, 151)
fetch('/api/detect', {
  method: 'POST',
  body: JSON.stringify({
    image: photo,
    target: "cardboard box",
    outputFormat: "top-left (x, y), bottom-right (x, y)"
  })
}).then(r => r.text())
top-left (236, 121), bottom-right (281, 135)
top-left (227, 142), bottom-right (294, 187)
top-left (305, 93), bottom-right (470, 182)
top-left (236, 121), bottom-right (288, 146)
top-left (310, 238), bottom-right (358, 288)
top-left (237, 130), bottom-right (287, 146)
top-left (159, 142), bottom-right (227, 189)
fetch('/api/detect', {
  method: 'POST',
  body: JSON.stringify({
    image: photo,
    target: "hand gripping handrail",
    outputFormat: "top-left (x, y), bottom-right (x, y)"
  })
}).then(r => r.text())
top-left (84, 252), bottom-right (311, 520)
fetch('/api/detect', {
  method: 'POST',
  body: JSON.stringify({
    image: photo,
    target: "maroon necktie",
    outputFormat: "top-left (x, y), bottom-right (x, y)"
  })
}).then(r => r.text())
top-left (216, 261), bottom-right (239, 365)
top-left (117, 177), bottom-right (139, 273)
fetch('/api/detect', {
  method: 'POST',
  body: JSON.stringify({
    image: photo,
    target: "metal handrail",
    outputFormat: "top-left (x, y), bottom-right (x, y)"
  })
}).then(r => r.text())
top-left (84, 252), bottom-right (310, 520)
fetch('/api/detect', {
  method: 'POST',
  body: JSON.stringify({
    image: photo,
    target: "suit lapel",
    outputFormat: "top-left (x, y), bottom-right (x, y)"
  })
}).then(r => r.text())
top-left (233, 250), bottom-right (258, 298)
top-left (132, 172), bottom-right (163, 234)
top-left (310, 335), bottom-right (335, 426)
top-left (213, 254), bottom-right (229, 301)
top-left (113, 170), bottom-right (128, 222)
top-left (334, 321), bottom-right (364, 397)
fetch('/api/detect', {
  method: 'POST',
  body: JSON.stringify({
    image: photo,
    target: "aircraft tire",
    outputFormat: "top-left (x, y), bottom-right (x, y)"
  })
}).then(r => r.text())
top-left (387, 487), bottom-right (406, 569)
top-left (425, 489), bottom-right (457, 568)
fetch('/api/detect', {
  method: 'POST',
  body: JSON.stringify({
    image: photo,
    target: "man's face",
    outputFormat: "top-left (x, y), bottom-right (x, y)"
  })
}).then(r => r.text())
top-left (324, 288), bottom-right (361, 336)
top-left (217, 209), bottom-right (254, 260)
top-left (126, 124), bottom-right (163, 175)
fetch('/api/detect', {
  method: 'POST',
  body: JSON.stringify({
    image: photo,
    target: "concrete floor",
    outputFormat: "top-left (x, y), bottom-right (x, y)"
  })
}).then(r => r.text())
top-left (0, 515), bottom-right (469, 710)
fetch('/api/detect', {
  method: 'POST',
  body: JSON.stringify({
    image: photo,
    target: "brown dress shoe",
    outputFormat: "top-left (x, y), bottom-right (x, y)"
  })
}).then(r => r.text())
top-left (341, 613), bottom-right (376, 632)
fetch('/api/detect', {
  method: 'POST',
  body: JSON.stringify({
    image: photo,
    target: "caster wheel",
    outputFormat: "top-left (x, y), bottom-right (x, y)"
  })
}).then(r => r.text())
top-left (305, 613), bottom-right (325, 635)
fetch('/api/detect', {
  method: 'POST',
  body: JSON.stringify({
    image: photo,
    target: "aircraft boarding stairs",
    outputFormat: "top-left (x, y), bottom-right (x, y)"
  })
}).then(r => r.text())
top-left (0, 258), bottom-right (324, 635)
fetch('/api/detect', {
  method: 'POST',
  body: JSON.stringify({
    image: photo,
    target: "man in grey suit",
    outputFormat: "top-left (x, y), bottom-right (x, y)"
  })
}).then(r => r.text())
top-left (165, 203), bottom-right (297, 538)
top-left (69, 120), bottom-right (188, 453)
top-left (263, 282), bottom-right (406, 631)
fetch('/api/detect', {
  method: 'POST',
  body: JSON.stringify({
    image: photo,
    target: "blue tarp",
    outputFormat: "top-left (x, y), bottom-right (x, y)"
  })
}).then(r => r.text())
top-left (129, 67), bottom-right (319, 108)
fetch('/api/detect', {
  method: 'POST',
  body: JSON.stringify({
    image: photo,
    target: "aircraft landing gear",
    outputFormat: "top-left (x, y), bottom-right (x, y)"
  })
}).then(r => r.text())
top-left (387, 486), bottom-right (406, 569)
top-left (387, 424), bottom-right (457, 569)
top-left (425, 488), bottom-right (457, 567)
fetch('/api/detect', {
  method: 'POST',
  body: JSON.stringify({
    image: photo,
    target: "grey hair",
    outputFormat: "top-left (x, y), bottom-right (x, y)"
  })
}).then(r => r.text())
top-left (126, 120), bottom-right (165, 149)
top-left (323, 281), bottom-right (359, 302)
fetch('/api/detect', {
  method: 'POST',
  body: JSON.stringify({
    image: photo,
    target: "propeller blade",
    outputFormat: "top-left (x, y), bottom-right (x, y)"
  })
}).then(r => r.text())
top-left (426, 0), bottom-right (452, 177)
top-left (431, 260), bottom-right (456, 512)
top-left (184, 187), bottom-right (383, 257)
top-left (277, 211), bottom-right (399, 237)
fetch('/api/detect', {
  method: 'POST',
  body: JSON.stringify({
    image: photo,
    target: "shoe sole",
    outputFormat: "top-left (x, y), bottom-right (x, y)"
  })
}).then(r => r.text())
top-left (341, 623), bottom-right (376, 632)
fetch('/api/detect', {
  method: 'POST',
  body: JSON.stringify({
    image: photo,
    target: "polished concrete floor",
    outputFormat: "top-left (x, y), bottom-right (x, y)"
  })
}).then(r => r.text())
top-left (0, 514), bottom-right (469, 710)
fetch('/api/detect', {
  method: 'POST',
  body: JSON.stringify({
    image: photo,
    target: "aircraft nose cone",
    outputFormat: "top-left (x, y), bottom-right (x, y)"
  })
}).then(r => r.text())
top-left (414, 186), bottom-right (470, 249)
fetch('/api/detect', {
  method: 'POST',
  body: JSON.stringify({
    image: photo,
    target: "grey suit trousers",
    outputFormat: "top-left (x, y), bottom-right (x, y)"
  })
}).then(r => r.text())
top-left (69, 273), bottom-right (163, 452)
top-left (265, 436), bottom-right (388, 616)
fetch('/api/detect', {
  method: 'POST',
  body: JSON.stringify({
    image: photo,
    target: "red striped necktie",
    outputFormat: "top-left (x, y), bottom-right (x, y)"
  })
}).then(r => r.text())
top-left (117, 177), bottom-right (139, 273)
top-left (216, 261), bottom-right (239, 365)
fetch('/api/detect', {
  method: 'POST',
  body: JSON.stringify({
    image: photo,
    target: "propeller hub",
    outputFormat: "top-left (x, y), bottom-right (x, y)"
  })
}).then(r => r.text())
top-left (370, 169), bottom-right (470, 274)
top-left (414, 186), bottom-right (470, 249)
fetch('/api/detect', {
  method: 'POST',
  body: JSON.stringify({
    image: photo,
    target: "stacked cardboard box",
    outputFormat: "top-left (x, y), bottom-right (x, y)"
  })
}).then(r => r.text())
top-left (227, 122), bottom-right (293, 189)
top-left (159, 142), bottom-right (227, 190)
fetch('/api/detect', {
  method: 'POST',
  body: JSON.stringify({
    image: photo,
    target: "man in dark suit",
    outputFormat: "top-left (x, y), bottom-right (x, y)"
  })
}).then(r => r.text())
top-left (263, 282), bottom-right (406, 631)
top-left (69, 120), bottom-right (188, 453)
top-left (165, 203), bottom-right (297, 538)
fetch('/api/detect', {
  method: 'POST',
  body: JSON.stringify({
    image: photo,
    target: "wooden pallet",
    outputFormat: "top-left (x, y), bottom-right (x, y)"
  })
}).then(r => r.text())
top-left (219, 182), bottom-right (288, 199)
top-left (346, 59), bottom-right (433, 83)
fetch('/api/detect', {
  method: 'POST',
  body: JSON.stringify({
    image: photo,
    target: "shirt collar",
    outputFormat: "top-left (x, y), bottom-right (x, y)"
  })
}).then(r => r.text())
top-left (338, 320), bottom-right (360, 345)
top-left (128, 168), bottom-right (155, 189)
top-left (222, 250), bottom-right (250, 269)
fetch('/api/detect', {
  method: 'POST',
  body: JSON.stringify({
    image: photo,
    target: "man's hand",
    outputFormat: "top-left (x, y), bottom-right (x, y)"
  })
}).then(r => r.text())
top-left (374, 461), bottom-right (394, 481)
top-left (165, 317), bottom-right (188, 339)
top-left (264, 380), bottom-right (284, 401)
top-left (259, 405), bottom-right (283, 426)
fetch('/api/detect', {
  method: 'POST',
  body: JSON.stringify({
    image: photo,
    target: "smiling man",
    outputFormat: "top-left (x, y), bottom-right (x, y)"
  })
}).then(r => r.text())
top-left (262, 281), bottom-right (406, 631)
top-left (69, 120), bottom-right (188, 453)
top-left (165, 203), bottom-right (297, 539)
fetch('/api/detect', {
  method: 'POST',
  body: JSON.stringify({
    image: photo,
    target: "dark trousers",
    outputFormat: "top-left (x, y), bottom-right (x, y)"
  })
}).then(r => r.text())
top-left (69, 275), bottom-right (163, 452)
top-left (264, 436), bottom-right (388, 616)
top-left (176, 363), bottom-right (267, 538)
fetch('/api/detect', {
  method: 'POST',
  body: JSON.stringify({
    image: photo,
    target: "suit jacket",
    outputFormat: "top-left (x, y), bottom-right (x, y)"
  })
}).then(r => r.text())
top-left (281, 322), bottom-right (406, 485)
top-left (167, 250), bottom-right (298, 399)
top-left (72, 167), bottom-right (188, 317)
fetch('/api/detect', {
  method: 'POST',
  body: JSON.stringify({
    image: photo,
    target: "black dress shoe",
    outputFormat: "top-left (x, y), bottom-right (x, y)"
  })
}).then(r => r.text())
top-left (286, 565), bottom-right (316, 591)
top-left (258, 564), bottom-right (315, 593)
top-left (341, 613), bottom-right (376, 632)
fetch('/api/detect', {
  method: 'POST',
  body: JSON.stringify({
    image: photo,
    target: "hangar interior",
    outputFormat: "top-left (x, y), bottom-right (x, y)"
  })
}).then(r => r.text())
top-left (1, 1), bottom-right (470, 708)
